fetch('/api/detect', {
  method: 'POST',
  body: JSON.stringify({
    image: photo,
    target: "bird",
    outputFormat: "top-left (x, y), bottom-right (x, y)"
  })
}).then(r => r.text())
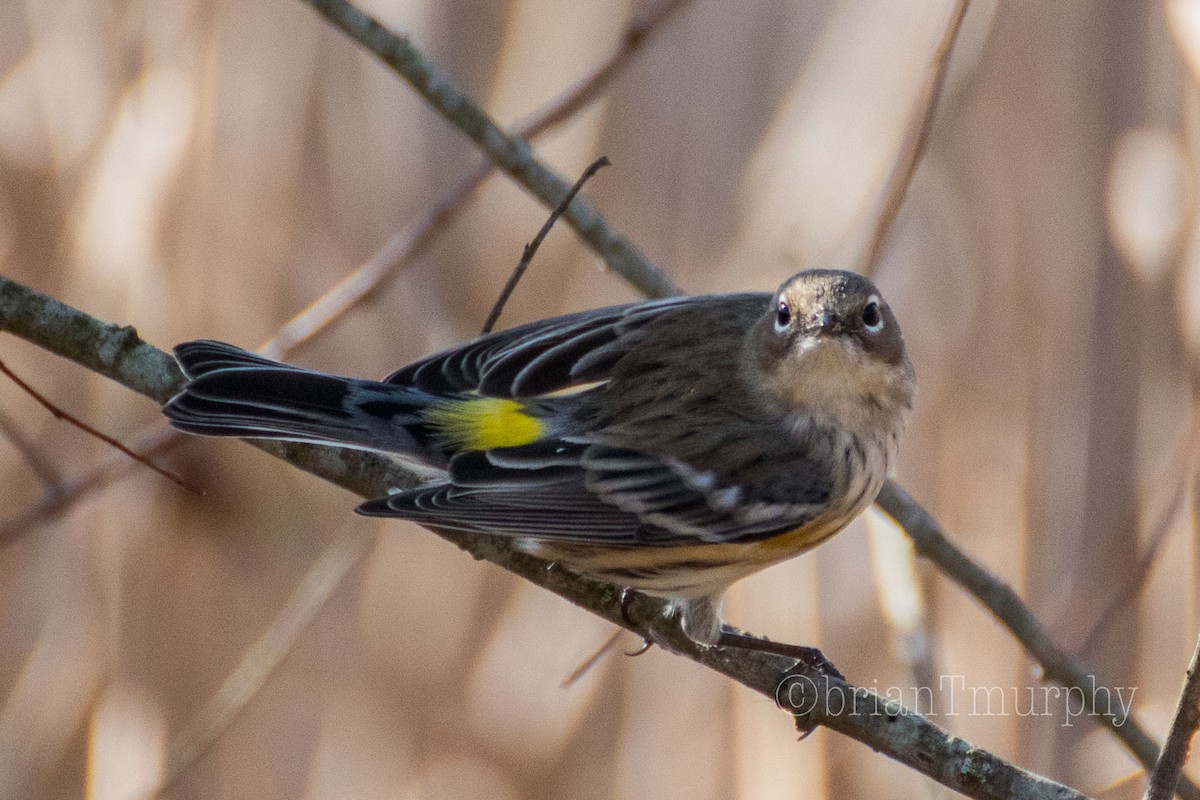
top-left (163, 269), bottom-right (915, 653)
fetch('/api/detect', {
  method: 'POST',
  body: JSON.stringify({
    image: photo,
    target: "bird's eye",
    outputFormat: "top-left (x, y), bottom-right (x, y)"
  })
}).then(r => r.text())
top-left (861, 299), bottom-right (883, 332)
top-left (775, 300), bottom-right (791, 332)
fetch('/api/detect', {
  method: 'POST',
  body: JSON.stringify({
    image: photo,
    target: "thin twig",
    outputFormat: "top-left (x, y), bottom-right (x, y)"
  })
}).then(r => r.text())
top-left (1144, 630), bottom-right (1200, 800)
top-left (0, 406), bottom-right (63, 488)
top-left (861, 0), bottom-right (971, 272)
top-left (300, 0), bottom-right (682, 300)
top-left (261, 0), bottom-right (691, 357)
top-left (0, 357), bottom-right (194, 492)
top-left (482, 156), bottom-right (610, 334)
top-left (561, 628), bottom-right (625, 689)
top-left (876, 480), bottom-right (1200, 800)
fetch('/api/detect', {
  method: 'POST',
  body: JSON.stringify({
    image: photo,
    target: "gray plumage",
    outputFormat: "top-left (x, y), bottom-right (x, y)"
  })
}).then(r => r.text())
top-left (164, 269), bottom-right (915, 645)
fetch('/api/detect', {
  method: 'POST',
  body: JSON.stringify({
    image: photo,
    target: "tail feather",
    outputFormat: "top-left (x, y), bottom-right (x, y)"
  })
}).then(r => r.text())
top-left (165, 341), bottom-right (436, 457)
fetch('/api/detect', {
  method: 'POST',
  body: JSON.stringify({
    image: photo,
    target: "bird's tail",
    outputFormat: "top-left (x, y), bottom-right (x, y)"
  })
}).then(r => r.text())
top-left (164, 340), bottom-right (436, 456)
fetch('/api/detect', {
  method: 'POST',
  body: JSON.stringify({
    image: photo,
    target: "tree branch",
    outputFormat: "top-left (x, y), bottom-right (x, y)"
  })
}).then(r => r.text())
top-left (0, 277), bottom-right (181, 404)
top-left (877, 481), bottom-right (1199, 800)
top-left (1144, 630), bottom-right (1200, 800)
top-left (0, 272), bottom-right (1090, 800)
top-left (298, 0), bottom-right (682, 300)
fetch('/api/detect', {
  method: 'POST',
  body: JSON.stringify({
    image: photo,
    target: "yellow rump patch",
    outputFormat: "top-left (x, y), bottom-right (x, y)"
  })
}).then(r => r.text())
top-left (424, 397), bottom-right (546, 451)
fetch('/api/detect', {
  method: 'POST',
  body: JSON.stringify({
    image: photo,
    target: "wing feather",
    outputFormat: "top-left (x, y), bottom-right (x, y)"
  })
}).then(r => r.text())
top-left (357, 441), bottom-right (830, 546)
top-left (384, 296), bottom-right (696, 396)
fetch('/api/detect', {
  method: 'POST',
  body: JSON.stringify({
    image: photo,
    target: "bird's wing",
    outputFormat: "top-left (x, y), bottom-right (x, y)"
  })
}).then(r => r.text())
top-left (384, 295), bottom-right (705, 397)
top-left (356, 441), bottom-right (833, 546)
top-left (366, 290), bottom-right (832, 544)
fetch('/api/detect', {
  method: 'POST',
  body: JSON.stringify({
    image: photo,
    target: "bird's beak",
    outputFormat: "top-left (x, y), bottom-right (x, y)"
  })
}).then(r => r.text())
top-left (808, 310), bottom-right (842, 336)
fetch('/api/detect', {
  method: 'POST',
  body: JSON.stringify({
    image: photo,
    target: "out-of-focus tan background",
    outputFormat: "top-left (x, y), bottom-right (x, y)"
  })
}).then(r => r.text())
top-left (2, 0), bottom-right (1199, 797)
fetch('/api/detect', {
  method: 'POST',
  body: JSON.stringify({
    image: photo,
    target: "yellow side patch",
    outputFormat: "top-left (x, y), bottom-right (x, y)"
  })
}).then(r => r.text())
top-left (424, 397), bottom-right (546, 451)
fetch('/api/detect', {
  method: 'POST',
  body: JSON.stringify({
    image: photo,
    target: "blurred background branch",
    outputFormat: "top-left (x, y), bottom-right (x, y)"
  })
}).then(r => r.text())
top-left (263, 0), bottom-right (692, 358)
top-left (301, 0), bottom-right (682, 300)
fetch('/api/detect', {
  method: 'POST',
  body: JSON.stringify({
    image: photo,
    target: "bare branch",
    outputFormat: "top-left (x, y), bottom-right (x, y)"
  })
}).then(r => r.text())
top-left (1144, 630), bottom-right (1200, 800)
top-left (299, 0), bottom-right (683, 300)
top-left (0, 277), bottom-right (183, 404)
top-left (876, 480), bottom-right (1200, 800)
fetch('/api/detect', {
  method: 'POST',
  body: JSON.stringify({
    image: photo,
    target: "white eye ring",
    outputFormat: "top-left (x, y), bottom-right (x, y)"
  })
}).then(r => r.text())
top-left (862, 295), bottom-right (884, 333)
top-left (774, 299), bottom-right (791, 333)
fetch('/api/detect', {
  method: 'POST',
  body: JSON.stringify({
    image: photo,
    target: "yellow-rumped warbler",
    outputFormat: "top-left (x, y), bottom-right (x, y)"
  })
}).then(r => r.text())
top-left (164, 269), bottom-right (914, 649)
